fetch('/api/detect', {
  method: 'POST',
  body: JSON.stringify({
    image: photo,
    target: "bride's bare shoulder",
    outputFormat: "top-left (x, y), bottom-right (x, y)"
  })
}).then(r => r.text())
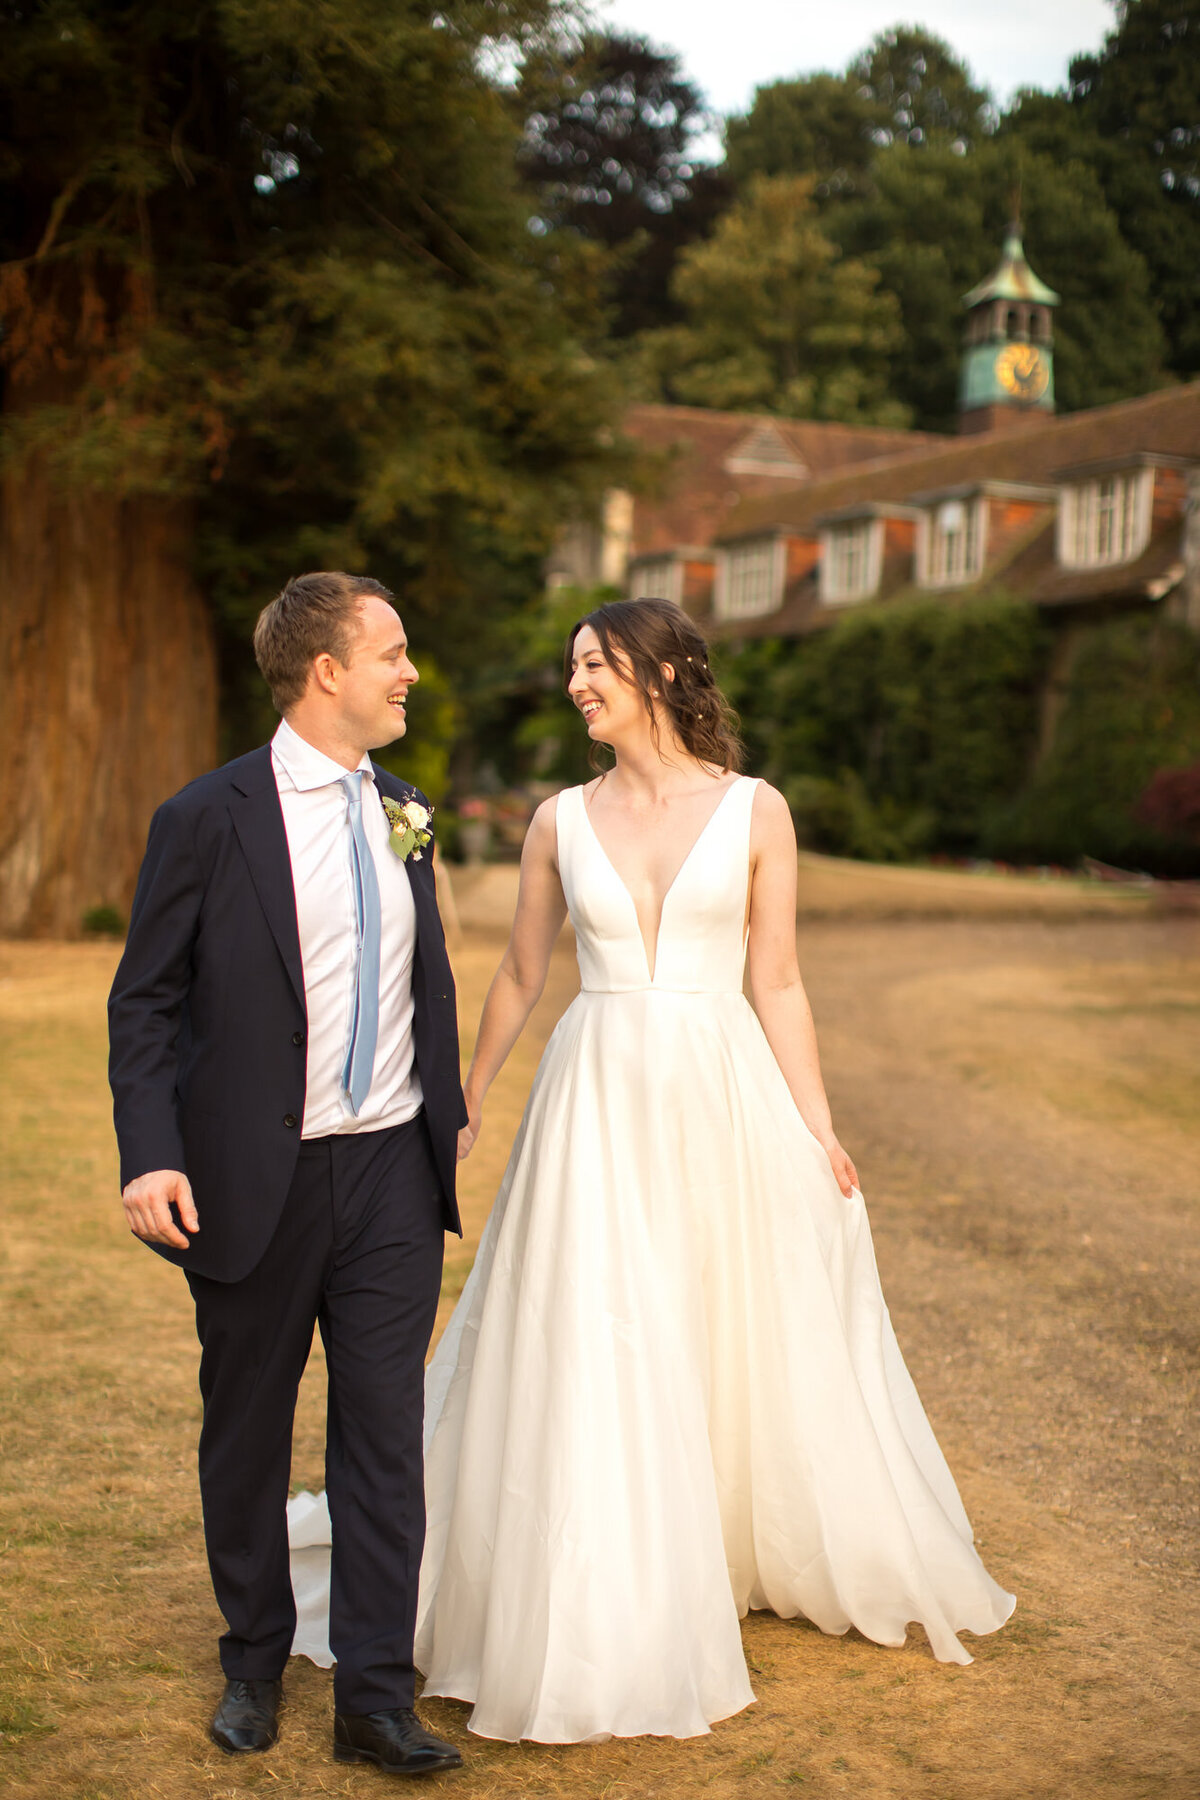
top-left (749, 780), bottom-right (796, 844)
top-left (524, 794), bottom-right (563, 847)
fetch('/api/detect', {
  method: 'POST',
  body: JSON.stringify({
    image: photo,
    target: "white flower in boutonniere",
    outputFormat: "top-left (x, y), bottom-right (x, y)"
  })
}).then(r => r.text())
top-left (382, 795), bottom-right (433, 863)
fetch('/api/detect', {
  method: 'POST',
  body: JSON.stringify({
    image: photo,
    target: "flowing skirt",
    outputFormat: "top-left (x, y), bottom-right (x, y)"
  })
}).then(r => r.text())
top-left (401, 989), bottom-right (1013, 1740)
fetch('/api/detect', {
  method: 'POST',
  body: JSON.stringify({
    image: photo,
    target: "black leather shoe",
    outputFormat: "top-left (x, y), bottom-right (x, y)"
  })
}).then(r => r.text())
top-left (210, 1677), bottom-right (283, 1753)
top-left (334, 1707), bottom-right (463, 1774)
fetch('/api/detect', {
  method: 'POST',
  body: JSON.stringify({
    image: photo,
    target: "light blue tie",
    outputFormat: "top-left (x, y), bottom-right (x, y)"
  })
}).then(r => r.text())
top-left (340, 772), bottom-right (381, 1116)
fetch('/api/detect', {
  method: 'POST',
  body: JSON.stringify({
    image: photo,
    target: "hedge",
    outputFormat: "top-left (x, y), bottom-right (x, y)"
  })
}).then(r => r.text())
top-left (716, 600), bottom-right (1200, 876)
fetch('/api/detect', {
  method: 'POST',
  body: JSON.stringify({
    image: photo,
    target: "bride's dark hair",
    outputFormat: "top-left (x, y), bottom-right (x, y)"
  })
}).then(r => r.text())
top-left (564, 598), bottom-right (745, 775)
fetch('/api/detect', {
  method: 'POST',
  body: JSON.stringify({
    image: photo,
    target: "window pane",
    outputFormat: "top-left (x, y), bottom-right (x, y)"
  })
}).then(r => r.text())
top-left (928, 500), bottom-right (980, 586)
top-left (828, 523), bottom-right (873, 600)
top-left (634, 560), bottom-right (675, 602)
top-left (1063, 473), bottom-right (1147, 569)
top-left (724, 541), bottom-right (777, 618)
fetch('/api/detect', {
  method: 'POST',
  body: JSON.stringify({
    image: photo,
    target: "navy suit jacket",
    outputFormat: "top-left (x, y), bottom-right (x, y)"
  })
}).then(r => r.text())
top-left (108, 745), bottom-right (465, 1283)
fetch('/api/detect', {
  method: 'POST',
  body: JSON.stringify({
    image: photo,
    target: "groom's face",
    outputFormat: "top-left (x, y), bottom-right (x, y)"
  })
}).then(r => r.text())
top-left (333, 597), bottom-right (419, 751)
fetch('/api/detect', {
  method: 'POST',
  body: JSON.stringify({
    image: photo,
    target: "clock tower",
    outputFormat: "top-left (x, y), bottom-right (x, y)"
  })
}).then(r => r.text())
top-left (958, 223), bottom-right (1059, 436)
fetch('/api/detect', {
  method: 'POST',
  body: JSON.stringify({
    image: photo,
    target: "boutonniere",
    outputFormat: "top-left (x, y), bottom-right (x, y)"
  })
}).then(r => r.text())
top-left (382, 795), bottom-right (433, 863)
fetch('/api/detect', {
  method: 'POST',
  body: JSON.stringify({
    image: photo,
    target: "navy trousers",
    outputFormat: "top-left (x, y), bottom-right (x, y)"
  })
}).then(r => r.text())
top-left (186, 1112), bottom-right (444, 1713)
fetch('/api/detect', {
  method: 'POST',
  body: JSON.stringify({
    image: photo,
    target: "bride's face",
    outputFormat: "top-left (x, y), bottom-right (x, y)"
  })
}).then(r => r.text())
top-left (567, 624), bottom-right (645, 745)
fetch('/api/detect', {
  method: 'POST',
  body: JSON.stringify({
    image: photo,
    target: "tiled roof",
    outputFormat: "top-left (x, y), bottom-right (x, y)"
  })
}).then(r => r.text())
top-left (1007, 517), bottom-right (1185, 610)
top-left (717, 382), bottom-right (1200, 545)
top-left (622, 403), bottom-right (945, 558)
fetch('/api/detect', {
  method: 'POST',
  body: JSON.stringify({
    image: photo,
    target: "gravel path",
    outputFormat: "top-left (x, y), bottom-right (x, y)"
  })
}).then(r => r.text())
top-left (803, 916), bottom-right (1199, 1586)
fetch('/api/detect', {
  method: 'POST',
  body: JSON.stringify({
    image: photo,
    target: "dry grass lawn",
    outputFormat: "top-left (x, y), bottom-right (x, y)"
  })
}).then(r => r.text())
top-left (1, 878), bottom-right (1198, 1799)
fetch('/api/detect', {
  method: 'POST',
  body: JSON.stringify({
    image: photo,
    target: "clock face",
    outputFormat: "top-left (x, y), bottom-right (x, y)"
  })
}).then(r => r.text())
top-left (995, 342), bottom-right (1049, 401)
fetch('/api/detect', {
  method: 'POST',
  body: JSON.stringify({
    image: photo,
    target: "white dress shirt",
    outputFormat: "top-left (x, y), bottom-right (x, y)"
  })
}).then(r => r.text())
top-left (271, 717), bottom-right (422, 1137)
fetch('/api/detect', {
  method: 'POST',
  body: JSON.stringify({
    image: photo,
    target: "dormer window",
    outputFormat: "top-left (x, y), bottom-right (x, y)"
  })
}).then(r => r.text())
top-left (820, 517), bottom-right (882, 605)
top-left (1058, 469), bottom-right (1152, 569)
top-left (714, 536), bottom-right (784, 621)
top-left (629, 555), bottom-right (681, 605)
top-left (924, 497), bottom-right (986, 587)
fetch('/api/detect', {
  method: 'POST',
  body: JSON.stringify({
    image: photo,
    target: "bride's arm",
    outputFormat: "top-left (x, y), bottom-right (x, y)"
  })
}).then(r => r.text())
top-left (457, 797), bottom-right (568, 1159)
top-left (745, 784), bottom-right (859, 1198)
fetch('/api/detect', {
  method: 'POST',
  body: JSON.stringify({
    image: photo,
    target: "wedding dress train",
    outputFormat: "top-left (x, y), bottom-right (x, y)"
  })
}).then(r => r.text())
top-left (289, 776), bottom-right (1014, 1741)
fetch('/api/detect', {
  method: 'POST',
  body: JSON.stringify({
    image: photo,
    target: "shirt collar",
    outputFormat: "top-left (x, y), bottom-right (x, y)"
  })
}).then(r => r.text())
top-left (272, 717), bottom-right (374, 794)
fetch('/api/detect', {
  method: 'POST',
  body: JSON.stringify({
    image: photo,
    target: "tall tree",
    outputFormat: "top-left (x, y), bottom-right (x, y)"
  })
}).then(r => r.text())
top-left (637, 176), bottom-right (908, 424)
top-left (0, 0), bottom-right (620, 934)
top-left (515, 29), bottom-right (728, 334)
top-left (724, 74), bottom-right (882, 196)
top-left (848, 26), bottom-right (996, 151)
top-left (1002, 0), bottom-right (1200, 376)
top-left (725, 26), bottom-right (994, 198)
top-left (830, 140), bottom-right (1168, 427)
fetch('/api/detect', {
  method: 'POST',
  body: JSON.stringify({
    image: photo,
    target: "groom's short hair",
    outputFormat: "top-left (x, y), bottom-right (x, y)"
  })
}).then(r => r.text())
top-left (254, 571), bottom-right (395, 712)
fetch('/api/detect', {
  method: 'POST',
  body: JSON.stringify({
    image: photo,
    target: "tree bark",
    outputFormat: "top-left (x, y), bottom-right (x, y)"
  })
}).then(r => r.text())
top-left (0, 458), bottom-right (218, 936)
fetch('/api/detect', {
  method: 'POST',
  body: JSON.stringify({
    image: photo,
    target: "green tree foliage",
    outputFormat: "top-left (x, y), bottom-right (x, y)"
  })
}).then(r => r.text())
top-left (717, 598), bottom-right (1051, 859)
top-left (1002, 0), bottom-right (1200, 377)
top-left (515, 30), bottom-right (729, 335)
top-left (986, 618), bottom-right (1200, 876)
top-left (491, 582), bottom-right (612, 786)
top-left (724, 27), bottom-right (994, 197)
top-left (0, 0), bottom-right (621, 740)
top-left (634, 176), bottom-right (909, 423)
top-left (848, 25), bottom-right (996, 150)
top-left (720, 606), bottom-right (1200, 875)
top-left (724, 74), bottom-right (882, 196)
top-left (711, 18), bottom-right (1176, 425)
top-left (829, 141), bottom-right (1167, 427)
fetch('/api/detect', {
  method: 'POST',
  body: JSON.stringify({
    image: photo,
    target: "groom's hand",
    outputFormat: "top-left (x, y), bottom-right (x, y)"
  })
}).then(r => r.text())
top-left (456, 1111), bottom-right (481, 1161)
top-left (122, 1170), bottom-right (199, 1249)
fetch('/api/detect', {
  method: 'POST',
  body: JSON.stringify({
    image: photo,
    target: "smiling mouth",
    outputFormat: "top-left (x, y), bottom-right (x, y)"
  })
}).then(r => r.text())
top-left (580, 701), bottom-right (601, 720)
top-left (387, 695), bottom-right (406, 708)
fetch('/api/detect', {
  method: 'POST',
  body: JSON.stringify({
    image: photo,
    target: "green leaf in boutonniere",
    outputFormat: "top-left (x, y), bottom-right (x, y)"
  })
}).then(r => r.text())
top-left (382, 795), bottom-right (433, 863)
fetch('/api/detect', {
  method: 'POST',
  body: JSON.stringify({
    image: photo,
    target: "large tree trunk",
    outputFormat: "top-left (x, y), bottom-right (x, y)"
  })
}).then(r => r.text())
top-left (0, 457), bottom-right (218, 936)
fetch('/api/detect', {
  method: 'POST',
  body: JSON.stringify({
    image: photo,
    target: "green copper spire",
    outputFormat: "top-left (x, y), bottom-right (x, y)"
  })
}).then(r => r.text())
top-left (958, 221), bottom-right (1058, 428)
top-left (962, 224), bottom-right (1060, 309)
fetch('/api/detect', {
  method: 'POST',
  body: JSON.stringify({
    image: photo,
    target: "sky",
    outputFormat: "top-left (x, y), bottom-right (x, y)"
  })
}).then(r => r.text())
top-left (596, 0), bottom-right (1116, 130)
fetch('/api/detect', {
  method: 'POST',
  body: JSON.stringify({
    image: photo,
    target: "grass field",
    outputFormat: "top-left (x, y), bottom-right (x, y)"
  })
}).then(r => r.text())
top-left (2, 887), bottom-right (1198, 1799)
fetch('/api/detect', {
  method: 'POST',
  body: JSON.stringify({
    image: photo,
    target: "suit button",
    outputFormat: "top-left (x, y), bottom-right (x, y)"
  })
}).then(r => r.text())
top-left (283, 1113), bottom-right (298, 1128)
top-left (292, 1031), bottom-right (305, 1046)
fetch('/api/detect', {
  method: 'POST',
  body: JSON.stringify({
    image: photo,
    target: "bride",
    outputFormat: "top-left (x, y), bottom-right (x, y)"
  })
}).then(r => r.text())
top-left (290, 597), bottom-right (1014, 1742)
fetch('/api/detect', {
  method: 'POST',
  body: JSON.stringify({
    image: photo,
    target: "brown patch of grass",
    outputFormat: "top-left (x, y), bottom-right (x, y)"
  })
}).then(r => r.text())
top-left (1, 932), bottom-right (1199, 1798)
top-left (887, 955), bottom-right (1200, 1173)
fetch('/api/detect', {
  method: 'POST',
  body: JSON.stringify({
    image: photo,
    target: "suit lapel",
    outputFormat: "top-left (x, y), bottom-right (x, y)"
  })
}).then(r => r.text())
top-left (229, 748), bottom-right (306, 1011)
top-left (372, 766), bottom-right (436, 951)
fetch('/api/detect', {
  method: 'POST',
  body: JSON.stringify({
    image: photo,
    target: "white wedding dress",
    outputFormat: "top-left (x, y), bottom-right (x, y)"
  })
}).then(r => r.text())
top-left (288, 776), bottom-right (1014, 1741)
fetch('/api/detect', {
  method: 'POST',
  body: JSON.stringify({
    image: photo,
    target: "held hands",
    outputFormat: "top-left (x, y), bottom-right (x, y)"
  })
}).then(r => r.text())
top-left (456, 1103), bottom-right (482, 1162)
top-left (821, 1137), bottom-right (860, 1200)
top-left (121, 1170), bottom-right (199, 1249)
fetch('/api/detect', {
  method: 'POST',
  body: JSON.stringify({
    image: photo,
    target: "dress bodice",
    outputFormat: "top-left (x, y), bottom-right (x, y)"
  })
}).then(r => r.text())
top-left (555, 777), bottom-right (759, 994)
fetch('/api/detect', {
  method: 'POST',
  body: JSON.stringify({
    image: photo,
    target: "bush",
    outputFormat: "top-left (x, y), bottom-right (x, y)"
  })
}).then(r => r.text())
top-left (720, 603), bottom-right (1200, 873)
top-left (985, 618), bottom-right (1200, 877)
top-left (1136, 762), bottom-right (1200, 844)
top-left (81, 904), bottom-right (125, 938)
top-left (785, 772), bottom-right (936, 862)
top-left (719, 595), bottom-right (1050, 856)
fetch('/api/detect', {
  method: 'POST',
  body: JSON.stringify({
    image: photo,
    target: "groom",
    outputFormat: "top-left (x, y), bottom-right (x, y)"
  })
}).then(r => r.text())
top-left (108, 572), bottom-right (465, 1775)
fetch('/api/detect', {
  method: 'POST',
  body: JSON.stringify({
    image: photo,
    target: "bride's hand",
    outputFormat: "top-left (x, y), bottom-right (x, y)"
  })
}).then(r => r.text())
top-left (822, 1137), bottom-right (859, 1198)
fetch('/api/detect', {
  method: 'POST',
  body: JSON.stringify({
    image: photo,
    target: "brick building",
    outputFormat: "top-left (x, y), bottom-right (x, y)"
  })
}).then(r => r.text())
top-left (702, 383), bottom-right (1200, 642)
top-left (554, 227), bottom-right (1200, 642)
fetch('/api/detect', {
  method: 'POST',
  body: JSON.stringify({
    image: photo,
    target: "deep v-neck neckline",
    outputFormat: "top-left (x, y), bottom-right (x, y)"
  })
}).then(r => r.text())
top-left (579, 777), bottom-right (743, 983)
